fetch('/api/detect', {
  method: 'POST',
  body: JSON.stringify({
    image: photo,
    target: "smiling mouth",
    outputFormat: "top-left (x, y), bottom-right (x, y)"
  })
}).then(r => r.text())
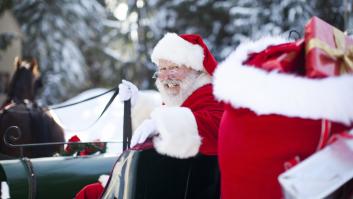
top-left (165, 82), bottom-right (179, 88)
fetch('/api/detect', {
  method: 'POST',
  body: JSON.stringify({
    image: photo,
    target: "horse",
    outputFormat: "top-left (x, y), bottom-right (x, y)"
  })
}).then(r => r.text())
top-left (0, 57), bottom-right (65, 159)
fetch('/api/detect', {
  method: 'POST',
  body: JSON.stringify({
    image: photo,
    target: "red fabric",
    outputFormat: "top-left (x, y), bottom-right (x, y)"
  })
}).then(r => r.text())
top-left (181, 84), bottom-right (224, 156)
top-left (218, 105), bottom-right (351, 199)
top-left (305, 16), bottom-right (353, 77)
top-left (75, 182), bottom-right (103, 199)
top-left (131, 138), bottom-right (154, 150)
top-left (179, 34), bottom-right (218, 75)
top-left (218, 29), bottom-right (353, 199)
top-left (246, 39), bottom-right (306, 75)
top-left (65, 135), bottom-right (81, 154)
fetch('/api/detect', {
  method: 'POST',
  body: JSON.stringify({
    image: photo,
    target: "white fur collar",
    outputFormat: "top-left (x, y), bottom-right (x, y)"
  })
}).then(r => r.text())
top-left (180, 73), bottom-right (212, 103)
top-left (213, 36), bottom-right (353, 125)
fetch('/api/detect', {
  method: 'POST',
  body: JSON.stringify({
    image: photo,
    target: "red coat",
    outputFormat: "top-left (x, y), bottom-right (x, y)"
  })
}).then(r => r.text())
top-left (151, 83), bottom-right (224, 158)
top-left (213, 36), bottom-right (353, 199)
top-left (181, 84), bottom-right (224, 155)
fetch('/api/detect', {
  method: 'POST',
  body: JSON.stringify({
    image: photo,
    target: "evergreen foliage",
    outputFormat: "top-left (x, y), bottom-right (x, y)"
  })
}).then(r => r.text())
top-left (0, 0), bottom-right (349, 103)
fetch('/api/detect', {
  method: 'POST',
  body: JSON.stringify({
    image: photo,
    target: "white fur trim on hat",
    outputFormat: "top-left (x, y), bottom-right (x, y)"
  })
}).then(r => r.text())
top-left (213, 35), bottom-right (353, 125)
top-left (151, 33), bottom-right (204, 71)
top-left (151, 107), bottom-right (201, 158)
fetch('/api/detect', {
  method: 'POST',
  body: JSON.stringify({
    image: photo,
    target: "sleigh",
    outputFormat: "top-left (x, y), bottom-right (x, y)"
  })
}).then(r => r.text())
top-left (0, 87), bottom-right (220, 199)
top-left (0, 130), bottom-right (219, 199)
top-left (0, 153), bottom-right (118, 199)
top-left (101, 145), bottom-right (219, 199)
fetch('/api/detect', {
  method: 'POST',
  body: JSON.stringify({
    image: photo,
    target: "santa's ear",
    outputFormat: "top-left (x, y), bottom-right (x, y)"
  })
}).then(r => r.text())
top-left (14, 56), bottom-right (22, 69)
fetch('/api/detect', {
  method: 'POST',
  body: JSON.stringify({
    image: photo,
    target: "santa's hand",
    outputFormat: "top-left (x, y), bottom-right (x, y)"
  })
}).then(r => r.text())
top-left (130, 119), bottom-right (157, 147)
top-left (118, 80), bottom-right (138, 106)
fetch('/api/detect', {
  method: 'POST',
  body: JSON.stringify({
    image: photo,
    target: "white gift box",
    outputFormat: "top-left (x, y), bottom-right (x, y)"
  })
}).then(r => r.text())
top-left (278, 136), bottom-right (353, 199)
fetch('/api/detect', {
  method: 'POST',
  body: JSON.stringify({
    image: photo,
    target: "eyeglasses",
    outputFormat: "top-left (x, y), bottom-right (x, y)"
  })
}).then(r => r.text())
top-left (152, 66), bottom-right (182, 79)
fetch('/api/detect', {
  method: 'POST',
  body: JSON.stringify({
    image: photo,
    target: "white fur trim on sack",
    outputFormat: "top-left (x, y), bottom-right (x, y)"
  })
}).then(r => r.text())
top-left (151, 33), bottom-right (204, 71)
top-left (213, 35), bottom-right (353, 125)
top-left (151, 107), bottom-right (201, 158)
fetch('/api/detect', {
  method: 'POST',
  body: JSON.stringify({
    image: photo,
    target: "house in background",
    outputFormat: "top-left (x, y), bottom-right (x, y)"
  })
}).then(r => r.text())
top-left (0, 10), bottom-right (22, 105)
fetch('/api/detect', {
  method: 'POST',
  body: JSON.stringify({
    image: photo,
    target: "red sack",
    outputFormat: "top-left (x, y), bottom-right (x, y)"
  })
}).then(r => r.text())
top-left (246, 39), bottom-right (305, 75)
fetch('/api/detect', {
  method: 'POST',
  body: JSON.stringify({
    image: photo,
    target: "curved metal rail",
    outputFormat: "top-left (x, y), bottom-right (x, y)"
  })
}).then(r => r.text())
top-left (4, 125), bottom-right (123, 158)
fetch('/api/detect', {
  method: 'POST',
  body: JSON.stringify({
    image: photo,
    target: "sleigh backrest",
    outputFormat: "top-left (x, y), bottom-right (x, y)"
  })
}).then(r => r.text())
top-left (101, 148), bottom-right (220, 199)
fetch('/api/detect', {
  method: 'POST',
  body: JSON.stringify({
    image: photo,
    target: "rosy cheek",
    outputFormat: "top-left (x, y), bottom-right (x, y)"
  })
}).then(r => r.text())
top-left (158, 73), bottom-right (176, 80)
top-left (157, 72), bottom-right (168, 80)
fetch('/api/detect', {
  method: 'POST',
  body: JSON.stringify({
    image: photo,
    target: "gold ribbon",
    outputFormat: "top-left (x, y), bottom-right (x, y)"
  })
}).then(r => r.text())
top-left (306, 27), bottom-right (353, 74)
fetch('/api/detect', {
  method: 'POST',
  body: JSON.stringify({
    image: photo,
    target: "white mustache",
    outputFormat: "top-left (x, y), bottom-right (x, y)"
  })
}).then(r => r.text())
top-left (160, 79), bottom-right (182, 88)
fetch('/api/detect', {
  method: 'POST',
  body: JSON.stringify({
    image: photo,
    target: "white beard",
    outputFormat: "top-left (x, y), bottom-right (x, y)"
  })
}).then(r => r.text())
top-left (156, 72), bottom-right (212, 106)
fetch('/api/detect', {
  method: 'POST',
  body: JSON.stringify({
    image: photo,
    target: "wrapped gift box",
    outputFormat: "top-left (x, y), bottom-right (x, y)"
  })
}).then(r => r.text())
top-left (278, 135), bottom-right (353, 199)
top-left (305, 16), bottom-right (353, 77)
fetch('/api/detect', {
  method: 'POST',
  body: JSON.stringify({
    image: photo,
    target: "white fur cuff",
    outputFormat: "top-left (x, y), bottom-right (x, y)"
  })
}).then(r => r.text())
top-left (98, 174), bottom-right (110, 187)
top-left (151, 107), bottom-right (201, 159)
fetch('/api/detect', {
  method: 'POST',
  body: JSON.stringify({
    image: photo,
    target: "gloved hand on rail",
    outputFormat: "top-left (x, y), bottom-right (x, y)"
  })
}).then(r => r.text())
top-left (130, 119), bottom-right (158, 147)
top-left (118, 80), bottom-right (138, 106)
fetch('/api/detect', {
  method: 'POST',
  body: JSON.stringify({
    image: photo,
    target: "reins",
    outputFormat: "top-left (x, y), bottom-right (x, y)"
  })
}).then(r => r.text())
top-left (42, 85), bottom-right (121, 131)
top-left (1, 85), bottom-right (119, 131)
top-left (47, 86), bottom-right (118, 110)
top-left (45, 84), bottom-right (132, 151)
top-left (2, 83), bottom-right (132, 151)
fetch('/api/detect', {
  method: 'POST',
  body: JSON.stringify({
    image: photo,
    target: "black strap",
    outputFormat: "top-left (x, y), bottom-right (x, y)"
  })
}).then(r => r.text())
top-left (123, 100), bottom-right (132, 151)
top-left (48, 87), bottom-right (117, 110)
top-left (44, 86), bottom-right (120, 131)
top-left (95, 86), bottom-right (120, 123)
top-left (44, 84), bottom-right (131, 149)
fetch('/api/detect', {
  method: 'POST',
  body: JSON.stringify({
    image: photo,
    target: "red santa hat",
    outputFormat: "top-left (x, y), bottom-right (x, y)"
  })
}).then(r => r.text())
top-left (151, 32), bottom-right (217, 75)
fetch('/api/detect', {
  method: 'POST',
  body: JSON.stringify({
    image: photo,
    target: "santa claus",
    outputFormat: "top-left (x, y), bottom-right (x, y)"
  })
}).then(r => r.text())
top-left (76, 32), bottom-right (224, 199)
top-left (129, 32), bottom-right (224, 158)
top-left (213, 36), bottom-right (353, 199)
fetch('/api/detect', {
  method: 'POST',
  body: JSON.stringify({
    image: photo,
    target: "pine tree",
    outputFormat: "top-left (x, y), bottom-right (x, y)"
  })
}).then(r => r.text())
top-left (6, 0), bottom-right (117, 104)
top-left (1, 0), bottom-right (348, 103)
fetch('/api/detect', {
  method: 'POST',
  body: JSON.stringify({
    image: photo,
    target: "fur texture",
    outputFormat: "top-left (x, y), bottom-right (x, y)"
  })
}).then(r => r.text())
top-left (151, 33), bottom-right (204, 71)
top-left (151, 107), bottom-right (201, 158)
top-left (131, 91), bottom-right (162, 131)
top-left (98, 174), bottom-right (110, 187)
top-left (156, 72), bottom-right (212, 106)
top-left (213, 35), bottom-right (353, 125)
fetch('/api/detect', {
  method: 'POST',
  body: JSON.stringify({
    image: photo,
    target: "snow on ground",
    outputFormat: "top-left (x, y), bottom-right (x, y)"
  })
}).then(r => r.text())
top-left (49, 88), bottom-right (161, 154)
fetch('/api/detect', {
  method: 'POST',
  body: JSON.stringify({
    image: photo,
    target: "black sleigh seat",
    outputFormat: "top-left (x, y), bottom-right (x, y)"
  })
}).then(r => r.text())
top-left (101, 141), bottom-right (220, 199)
